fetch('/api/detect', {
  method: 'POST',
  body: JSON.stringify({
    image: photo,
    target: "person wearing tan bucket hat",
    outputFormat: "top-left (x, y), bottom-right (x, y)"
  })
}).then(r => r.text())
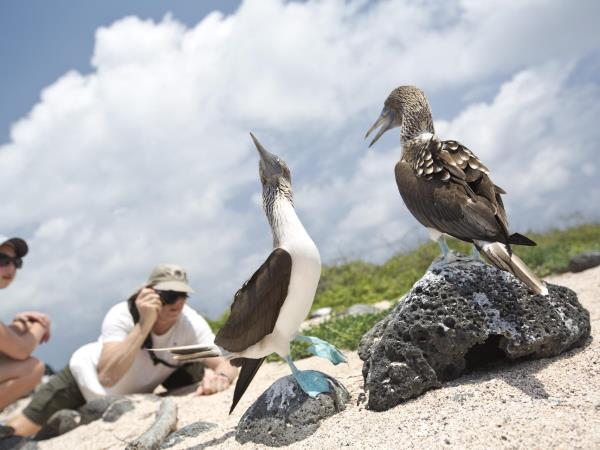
top-left (0, 236), bottom-right (50, 417)
top-left (7, 263), bottom-right (237, 437)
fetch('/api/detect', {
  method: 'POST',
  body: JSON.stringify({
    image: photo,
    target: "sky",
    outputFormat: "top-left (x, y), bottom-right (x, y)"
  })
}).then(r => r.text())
top-left (1, 0), bottom-right (599, 368)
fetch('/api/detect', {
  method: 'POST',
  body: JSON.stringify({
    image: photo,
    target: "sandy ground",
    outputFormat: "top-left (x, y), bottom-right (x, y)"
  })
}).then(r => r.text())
top-left (20, 267), bottom-right (600, 449)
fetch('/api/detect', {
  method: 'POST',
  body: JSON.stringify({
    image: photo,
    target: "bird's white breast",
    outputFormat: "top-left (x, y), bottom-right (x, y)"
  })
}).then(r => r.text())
top-left (238, 200), bottom-right (321, 359)
top-left (274, 237), bottom-right (321, 338)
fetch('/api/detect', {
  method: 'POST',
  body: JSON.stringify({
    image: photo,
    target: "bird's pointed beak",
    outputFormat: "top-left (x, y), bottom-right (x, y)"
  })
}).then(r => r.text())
top-left (250, 132), bottom-right (282, 180)
top-left (365, 107), bottom-right (397, 148)
top-left (250, 132), bottom-right (270, 161)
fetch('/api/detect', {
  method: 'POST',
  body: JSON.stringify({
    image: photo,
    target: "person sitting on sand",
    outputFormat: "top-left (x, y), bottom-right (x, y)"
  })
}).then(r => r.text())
top-left (0, 236), bottom-right (50, 412)
top-left (8, 263), bottom-right (237, 436)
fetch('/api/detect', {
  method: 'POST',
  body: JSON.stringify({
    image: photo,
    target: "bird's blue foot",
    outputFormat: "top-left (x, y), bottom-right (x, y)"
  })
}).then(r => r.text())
top-left (294, 335), bottom-right (347, 365)
top-left (285, 356), bottom-right (330, 397)
top-left (427, 236), bottom-right (458, 271)
top-left (438, 235), bottom-right (450, 260)
top-left (469, 244), bottom-right (482, 261)
top-left (429, 234), bottom-right (456, 268)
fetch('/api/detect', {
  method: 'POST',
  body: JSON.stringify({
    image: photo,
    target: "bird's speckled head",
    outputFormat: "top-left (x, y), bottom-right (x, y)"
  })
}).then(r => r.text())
top-left (250, 133), bottom-right (293, 201)
top-left (366, 85), bottom-right (435, 147)
top-left (385, 86), bottom-right (428, 114)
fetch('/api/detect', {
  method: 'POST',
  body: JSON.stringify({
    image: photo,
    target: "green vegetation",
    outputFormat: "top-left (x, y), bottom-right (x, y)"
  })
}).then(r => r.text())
top-left (208, 223), bottom-right (600, 360)
top-left (267, 310), bottom-right (390, 362)
top-left (206, 311), bottom-right (230, 333)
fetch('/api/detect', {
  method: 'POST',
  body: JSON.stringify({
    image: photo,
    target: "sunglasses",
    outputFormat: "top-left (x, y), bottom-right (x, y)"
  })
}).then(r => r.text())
top-left (0, 253), bottom-right (23, 269)
top-left (155, 290), bottom-right (188, 305)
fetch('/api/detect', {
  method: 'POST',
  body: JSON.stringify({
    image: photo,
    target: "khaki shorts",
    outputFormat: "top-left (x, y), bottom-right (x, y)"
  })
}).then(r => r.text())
top-left (22, 366), bottom-right (85, 426)
top-left (22, 362), bottom-right (205, 426)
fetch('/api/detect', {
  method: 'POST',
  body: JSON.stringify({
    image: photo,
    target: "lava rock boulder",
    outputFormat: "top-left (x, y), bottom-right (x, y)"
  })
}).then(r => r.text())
top-left (236, 372), bottom-right (350, 447)
top-left (568, 251), bottom-right (600, 273)
top-left (359, 258), bottom-right (591, 412)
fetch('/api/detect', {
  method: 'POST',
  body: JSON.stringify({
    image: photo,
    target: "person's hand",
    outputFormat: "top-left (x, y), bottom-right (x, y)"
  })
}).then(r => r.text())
top-left (135, 288), bottom-right (162, 329)
top-left (195, 372), bottom-right (231, 396)
top-left (14, 311), bottom-right (50, 329)
top-left (14, 311), bottom-right (51, 343)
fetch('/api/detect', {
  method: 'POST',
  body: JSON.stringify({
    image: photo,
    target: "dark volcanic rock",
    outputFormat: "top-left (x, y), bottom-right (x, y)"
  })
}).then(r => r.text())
top-left (161, 421), bottom-right (217, 448)
top-left (79, 395), bottom-right (127, 424)
top-left (568, 251), bottom-right (600, 273)
top-left (236, 373), bottom-right (350, 447)
top-left (32, 396), bottom-right (137, 441)
top-left (101, 398), bottom-right (134, 423)
top-left (35, 410), bottom-right (81, 440)
top-left (359, 258), bottom-right (591, 412)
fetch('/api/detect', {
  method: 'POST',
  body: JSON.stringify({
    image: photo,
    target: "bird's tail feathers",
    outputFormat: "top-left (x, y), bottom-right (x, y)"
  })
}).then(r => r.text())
top-left (476, 241), bottom-right (548, 296)
top-left (509, 233), bottom-right (537, 247)
top-left (230, 358), bottom-right (265, 414)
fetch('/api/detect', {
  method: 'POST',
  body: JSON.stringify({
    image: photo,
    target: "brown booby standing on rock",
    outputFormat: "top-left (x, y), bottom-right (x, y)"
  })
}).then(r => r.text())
top-left (365, 86), bottom-right (548, 295)
top-left (152, 133), bottom-right (346, 413)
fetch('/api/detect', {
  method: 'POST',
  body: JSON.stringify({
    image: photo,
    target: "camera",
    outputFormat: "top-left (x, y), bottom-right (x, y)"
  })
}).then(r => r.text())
top-left (154, 290), bottom-right (188, 305)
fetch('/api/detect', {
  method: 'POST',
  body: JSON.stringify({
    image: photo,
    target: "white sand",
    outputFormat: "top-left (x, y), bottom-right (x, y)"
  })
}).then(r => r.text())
top-left (30, 266), bottom-right (600, 449)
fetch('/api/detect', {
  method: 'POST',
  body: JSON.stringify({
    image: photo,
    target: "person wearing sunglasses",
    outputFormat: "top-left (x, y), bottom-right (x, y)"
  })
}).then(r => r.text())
top-left (0, 236), bottom-right (50, 413)
top-left (7, 263), bottom-right (237, 437)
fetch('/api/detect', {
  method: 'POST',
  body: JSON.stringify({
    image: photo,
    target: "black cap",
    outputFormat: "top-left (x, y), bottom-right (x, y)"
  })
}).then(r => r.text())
top-left (0, 236), bottom-right (28, 257)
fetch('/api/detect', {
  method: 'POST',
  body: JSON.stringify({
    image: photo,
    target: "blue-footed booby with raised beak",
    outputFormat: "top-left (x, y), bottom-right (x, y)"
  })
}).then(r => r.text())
top-left (365, 86), bottom-right (548, 295)
top-left (152, 133), bottom-right (346, 413)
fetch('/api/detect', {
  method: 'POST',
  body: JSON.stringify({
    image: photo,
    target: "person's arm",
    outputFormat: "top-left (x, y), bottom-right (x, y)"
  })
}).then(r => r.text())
top-left (195, 357), bottom-right (238, 395)
top-left (0, 320), bottom-right (47, 360)
top-left (96, 289), bottom-right (161, 387)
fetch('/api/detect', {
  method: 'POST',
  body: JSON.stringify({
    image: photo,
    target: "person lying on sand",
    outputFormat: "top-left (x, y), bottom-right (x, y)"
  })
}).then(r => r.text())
top-left (7, 263), bottom-right (237, 437)
top-left (0, 236), bottom-right (50, 413)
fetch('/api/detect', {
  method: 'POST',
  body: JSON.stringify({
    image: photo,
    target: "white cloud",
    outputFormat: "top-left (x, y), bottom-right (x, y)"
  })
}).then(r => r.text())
top-left (435, 62), bottom-right (600, 228)
top-left (0, 0), bottom-right (598, 366)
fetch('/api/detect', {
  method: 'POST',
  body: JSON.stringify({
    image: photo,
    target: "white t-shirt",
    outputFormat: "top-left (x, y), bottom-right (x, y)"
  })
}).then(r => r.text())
top-left (70, 302), bottom-right (215, 401)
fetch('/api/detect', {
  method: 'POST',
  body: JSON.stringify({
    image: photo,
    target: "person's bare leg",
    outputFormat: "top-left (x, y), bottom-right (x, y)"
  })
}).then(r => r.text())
top-left (0, 357), bottom-right (44, 410)
top-left (6, 413), bottom-right (42, 436)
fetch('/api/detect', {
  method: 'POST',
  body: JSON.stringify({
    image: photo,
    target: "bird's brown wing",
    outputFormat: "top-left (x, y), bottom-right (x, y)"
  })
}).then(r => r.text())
top-left (433, 186), bottom-right (507, 242)
top-left (411, 138), bottom-right (511, 241)
top-left (215, 248), bottom-right (292, 353)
